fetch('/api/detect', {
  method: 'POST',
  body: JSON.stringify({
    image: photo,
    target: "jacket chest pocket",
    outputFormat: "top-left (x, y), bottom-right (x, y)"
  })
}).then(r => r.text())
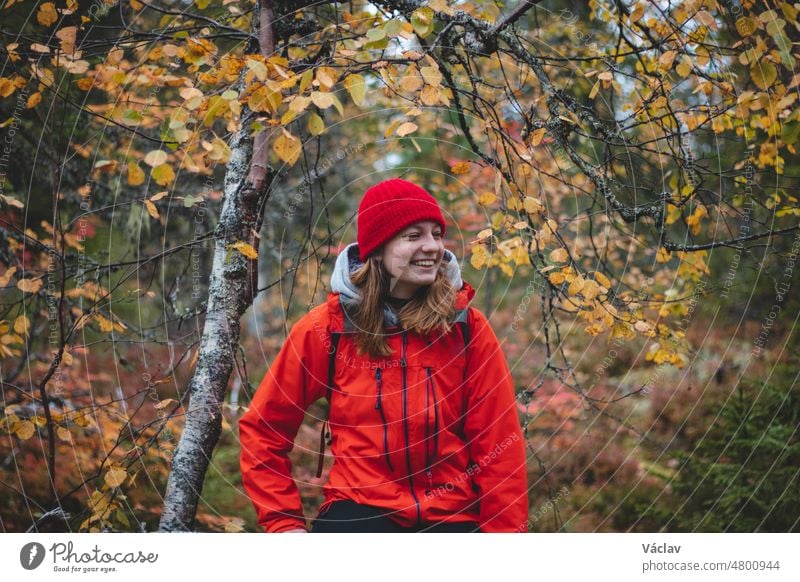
top-left (331, 348), bottom-right (401, 427)
top-left (411, 349), bottom-right (467, 442)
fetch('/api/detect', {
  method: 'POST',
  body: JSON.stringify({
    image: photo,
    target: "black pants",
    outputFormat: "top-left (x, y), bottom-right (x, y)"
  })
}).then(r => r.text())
top-left (311, 500), bottom-right (479, 533)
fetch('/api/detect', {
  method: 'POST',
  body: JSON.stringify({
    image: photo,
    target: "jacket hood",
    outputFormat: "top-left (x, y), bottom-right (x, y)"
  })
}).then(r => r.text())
top-left (330, 242), bottom-right (466, 327)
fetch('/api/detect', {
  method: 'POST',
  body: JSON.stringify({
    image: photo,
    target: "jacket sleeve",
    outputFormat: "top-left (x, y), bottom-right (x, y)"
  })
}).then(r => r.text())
top-left (238, 311), bottom-right (328, 532)
top-left (462, 307), bottom-right (529, 532)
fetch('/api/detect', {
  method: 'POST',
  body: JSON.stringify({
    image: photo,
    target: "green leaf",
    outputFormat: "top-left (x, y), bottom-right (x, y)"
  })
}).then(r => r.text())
top-left (307, 112), bottom-right (325, 136)
top-left (344, 74), bottom-right (367, 106)
top-left (751, 62), bottom-right (777, 90)
top-left (411, 7), bottom-right (435, 38)
top-left (781, 121), bottom-right (800, 145)
top-left (365, 27), bottom-right (388, 49)
top-left (183, 194), bottom-right (203, 208)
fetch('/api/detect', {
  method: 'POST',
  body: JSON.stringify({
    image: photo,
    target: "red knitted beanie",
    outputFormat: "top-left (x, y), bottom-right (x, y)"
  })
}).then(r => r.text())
top-left (356, 178), bottom-right (446, 261)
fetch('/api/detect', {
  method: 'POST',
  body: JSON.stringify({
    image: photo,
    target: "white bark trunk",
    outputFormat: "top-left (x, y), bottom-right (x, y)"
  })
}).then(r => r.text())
top-left (158, 0), bottom-right (275, 532)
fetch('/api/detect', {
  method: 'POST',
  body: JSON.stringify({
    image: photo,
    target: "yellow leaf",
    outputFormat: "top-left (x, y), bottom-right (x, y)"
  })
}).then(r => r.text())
top-left (328, 93), bottom-right (344, 116)
top-left (76, 77), bottom-right (94, 91)
top-left (288, 95), bottom-right (311, 114)
top-left (104, 467), bottom-right (127, 488)
top-left (549, 248), bottom-right (568, 263)
top-left (127, 162), bottom-right (145, 186)
top-left (153, 398), bottom-right (177, 410)
top-left (307, 112), bottom-right (325, 136)
top-left (523, 196), bottom-right (543, 214)
top-left (57, 427), bottom-right (72, 442)
top-left (476, 228), bottom-right (493, 241)
top-left (273, 131), bottom-right (301, 166)
top-left (548, 271), bottom-right (566, 285)
top-left (420, 85), bottom-right (440, 106)
top-left (656, 247), bottom-right (672, 263)
top-left (151, 163), bottom-right (175, 186)
top-left (56, 26), bottom-right (77, 54)
top-left (694, 10), bottom-right (716, 30)
top-left (144, 200), bottom-right (159, 219)
top-left (676, 57), bottom-right (692, 78)
top-left (248, 86), bottom-right (280, 114)
top-left (315, 66), bottom-right (339, 90)
top-left (94, 313), bottom-right (114, 333)
top-left (230, 241), bottom-right (258, 259)
top-left (17, 278), bottom-right (43, 294)
top-left (310, 91), bottom-right (334, 109)
top-left (143, 150), bottom-right (168, 167)
top-left (15, 420), bottom-right (35, 440)
top-left (588, 81), bottom-right (600, 100)
top-left (401, 65), bottom-right (423, 92)
top-left (246, 58), bottom-right (268, 81)
top-left (396, 121), bottom-right (418, 137)
top-left (751, 63), bottom-right (777, 90)
top-left (477, 192), bottom-right (496, 206)
top-left (299, 69), bottom-right (313, 93)
top-left (26, 92), bottom-right (41, 108)
top-left (582, 279), bottom-right (600, 300)
top-left (384, 119), bottom-right (402, 139)
top-left (13, 315), bottom-right (29, 336)
top-left (658, 50), bottom-right (677, 69)
top-left (0, 267), bottom-right (17, 287)
top-left (531, 127), bottom-right (547, 147)
top-left (567, 276), bottom-right (585, 296)
top-left (450, 161), bottom-right (470, 174)
top-left (150, 191), bottom-right (168, 202)
top-left (37, 2), bottom-right (58, 27)
top-left (420, 65), bottom-right (442, 87)
top-left (470, 244), bottom-right (489, 269)
top-left (736, 17), bottom-right (756, 38)
top-left (594, 271), bottom-right (611, 288)
top-left (344, 73), bottom-right (366, 106)
top-left (411, 6), bottom-right (435, 38)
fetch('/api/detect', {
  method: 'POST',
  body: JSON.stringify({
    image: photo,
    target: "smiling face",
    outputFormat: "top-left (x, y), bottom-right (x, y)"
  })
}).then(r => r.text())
top-left (379, 220), bottom-right (445, 299)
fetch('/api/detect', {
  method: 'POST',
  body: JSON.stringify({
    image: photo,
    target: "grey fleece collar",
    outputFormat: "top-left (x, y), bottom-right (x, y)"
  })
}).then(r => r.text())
top-left (330, 242), bottom-right (464, 326)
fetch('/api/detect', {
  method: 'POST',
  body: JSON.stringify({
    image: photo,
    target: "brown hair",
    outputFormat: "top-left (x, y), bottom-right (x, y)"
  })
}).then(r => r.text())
top-left (349, 256), bottom-right (457, 357)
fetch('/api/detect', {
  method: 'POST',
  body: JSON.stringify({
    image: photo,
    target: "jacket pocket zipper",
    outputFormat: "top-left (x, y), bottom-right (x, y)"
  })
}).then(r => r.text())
top-left (374, 368), bottom-right (394, 472)
top-left (424, 367), bottom-right (440, 494)
top-left (400, 331), bottom-right (421, 526)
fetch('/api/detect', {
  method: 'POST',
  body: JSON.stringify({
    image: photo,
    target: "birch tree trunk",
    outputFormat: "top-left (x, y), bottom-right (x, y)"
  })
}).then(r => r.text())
top-left (158, 1), bottom-right (275, 532)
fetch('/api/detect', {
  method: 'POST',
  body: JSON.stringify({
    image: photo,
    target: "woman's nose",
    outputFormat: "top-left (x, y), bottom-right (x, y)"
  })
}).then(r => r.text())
top-left (420, 235), bottom-right (442, 253)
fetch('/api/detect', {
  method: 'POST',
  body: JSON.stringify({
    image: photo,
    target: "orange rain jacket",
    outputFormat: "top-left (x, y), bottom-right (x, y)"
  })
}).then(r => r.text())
top-left (239, 244), bottom-right (528, 532)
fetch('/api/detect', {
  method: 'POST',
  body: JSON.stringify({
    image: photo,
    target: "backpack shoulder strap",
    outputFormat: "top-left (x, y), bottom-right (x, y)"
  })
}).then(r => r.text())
top-left (454, 307), bottom-right (471, 351)
top-left (455, 308), bottom-right (472, 437)
top-left (315, 331), bottom-right (340, 478)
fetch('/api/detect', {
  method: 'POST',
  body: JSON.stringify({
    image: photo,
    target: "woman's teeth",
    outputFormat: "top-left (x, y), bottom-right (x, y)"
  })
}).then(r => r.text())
top-left (411, 260), bottom-right (435, 267)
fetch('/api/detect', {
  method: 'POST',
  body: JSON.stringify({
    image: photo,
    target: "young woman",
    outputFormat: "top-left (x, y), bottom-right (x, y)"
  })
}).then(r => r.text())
top-left (239, 178), bottom-right (528, 532)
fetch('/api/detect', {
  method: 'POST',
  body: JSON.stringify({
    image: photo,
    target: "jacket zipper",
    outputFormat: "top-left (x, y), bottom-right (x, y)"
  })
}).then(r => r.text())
top-left (374, 368), bottom-right (394, 472)
top-left (400, 330), bottom-right (421, 526)
top-left (424, 367), bottom-right (440, 494)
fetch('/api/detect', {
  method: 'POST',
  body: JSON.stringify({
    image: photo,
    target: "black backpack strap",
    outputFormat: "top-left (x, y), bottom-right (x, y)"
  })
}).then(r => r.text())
top-left (454, 308), bottom-right (471, 437)
top-left (454, 308), bottom-right (471, 354)
top-left (315, 331), bottom-right (340, 478)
